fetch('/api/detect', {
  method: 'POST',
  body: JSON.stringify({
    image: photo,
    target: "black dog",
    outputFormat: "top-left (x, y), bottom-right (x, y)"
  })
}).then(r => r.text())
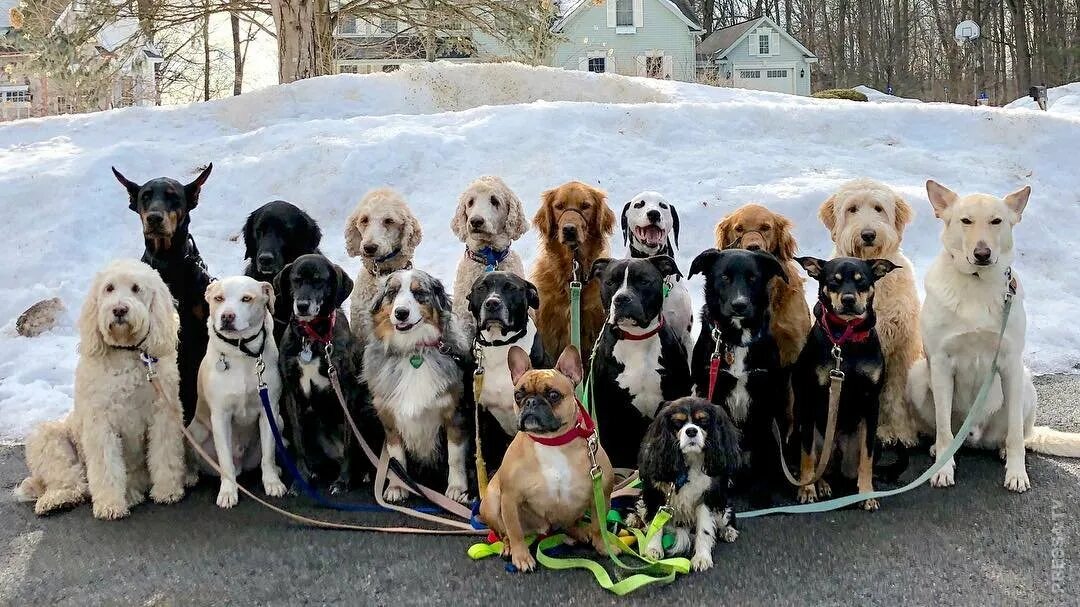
top-left (113, 164), bottom-right (214, 425)
top-left (467, 271), bottom-right (548, 470)
top-left (688, 248), bottom-right (788, 507)
top-left (638, 397), bottom-right (741, 571)
top-left (589, 256), bottom-right (691, 469)
top-left (791, 256), bottom-right (897, 511)
top-left (242, 200), bottom-right (322, 342)
top-left (274, 254), bottom-right (373, 493)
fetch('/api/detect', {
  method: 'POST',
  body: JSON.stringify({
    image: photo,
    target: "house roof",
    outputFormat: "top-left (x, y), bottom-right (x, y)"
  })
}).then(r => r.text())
top-left (698, 15), bottom-right (817, 59)
top-left (554, 0), bottom-right (702, 33)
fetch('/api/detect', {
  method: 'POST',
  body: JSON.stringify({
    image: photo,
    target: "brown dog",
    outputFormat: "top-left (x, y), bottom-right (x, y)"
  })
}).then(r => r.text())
top-left (714, 203), bottom-right (811, 368)
top-left (479, 345), bottom-right (615, 572)
top-left (530, 181), bottom-right (616, 362)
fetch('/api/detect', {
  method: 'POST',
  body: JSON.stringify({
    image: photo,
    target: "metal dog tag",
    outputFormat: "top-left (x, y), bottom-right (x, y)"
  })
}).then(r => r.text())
top-left (216, 354), bottom-right (229, 372)
top-left (300, 343), bottom-right (314, 364)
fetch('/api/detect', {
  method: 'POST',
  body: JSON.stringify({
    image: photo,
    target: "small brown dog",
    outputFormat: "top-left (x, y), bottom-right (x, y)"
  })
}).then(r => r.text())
top-left (479, 345), bottom-right (615, 572)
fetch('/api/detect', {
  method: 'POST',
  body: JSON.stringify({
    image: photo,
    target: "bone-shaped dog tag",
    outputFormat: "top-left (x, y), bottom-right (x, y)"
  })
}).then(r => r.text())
top-left (300, 344), bottom-right (314, 364)
top-left (216, 354), bottom-right (229, 372)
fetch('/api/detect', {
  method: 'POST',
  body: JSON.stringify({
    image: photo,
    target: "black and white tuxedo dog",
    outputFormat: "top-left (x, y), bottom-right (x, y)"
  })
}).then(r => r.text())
top-left (688, 248), bottom-right (789, 506)
top-left (467, 271), bottom-right (549, 467)
top-left (589, 256), bottom-right (691, 469)
top-left (621, 191), bottom-right (693, 357)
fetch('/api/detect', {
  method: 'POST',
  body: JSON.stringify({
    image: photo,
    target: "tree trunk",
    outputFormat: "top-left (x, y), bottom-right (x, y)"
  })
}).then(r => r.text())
top-left (202, 9), bottom-right (210, 101)
top-left (231, 11), bottom-right (243, 95)
top-left (1008, 0), bottom-right (1033, 91)
top-left (270, 0), bottom-right (332, 83)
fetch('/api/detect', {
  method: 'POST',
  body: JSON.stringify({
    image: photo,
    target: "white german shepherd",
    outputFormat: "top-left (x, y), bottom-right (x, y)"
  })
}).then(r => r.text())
top-left (908, 180), bottom-right (1080, 493)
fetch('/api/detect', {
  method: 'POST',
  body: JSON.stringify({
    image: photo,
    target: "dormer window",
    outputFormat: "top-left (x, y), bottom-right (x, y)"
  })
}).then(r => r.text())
top-left (758, 32), bottom-right (770, 55)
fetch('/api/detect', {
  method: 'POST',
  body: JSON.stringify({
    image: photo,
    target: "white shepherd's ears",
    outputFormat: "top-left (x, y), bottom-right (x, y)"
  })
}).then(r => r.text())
top-left (1003, 185), bottom-right (1031, 222)
top-left (925, 180), bottom-right (959, 219)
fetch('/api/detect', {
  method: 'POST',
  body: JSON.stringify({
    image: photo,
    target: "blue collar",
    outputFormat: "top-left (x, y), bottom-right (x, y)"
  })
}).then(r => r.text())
top-left (375, 247), bottom-right (402, 264)
top-left (466, 246), bottom-right (511, 272)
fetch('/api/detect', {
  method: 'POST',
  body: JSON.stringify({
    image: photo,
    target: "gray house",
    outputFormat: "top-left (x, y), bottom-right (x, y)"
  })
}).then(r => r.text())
top-left (697, 16), bottom-right (817, 95)
top-left (551, 0), bottom-right (703, 82)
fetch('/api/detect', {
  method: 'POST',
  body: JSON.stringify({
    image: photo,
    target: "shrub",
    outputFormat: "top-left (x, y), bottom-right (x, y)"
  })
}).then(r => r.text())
top-left (811, 88), bottom-right (869, 101)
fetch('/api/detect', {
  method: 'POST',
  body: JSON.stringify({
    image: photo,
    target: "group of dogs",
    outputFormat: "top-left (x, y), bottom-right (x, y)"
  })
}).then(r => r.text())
top-left (14, 166), bottom-right (1080, 574)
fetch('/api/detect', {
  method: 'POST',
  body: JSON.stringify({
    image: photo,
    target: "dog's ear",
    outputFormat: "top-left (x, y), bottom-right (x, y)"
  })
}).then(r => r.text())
top-left (303, 210), bottom-right (323, 252)
top-left (555, 346), bottom-right (583, 386)
top-left (754, 251), bottom-right (788, 284)
top-left (869, 259), bottom-right (900, 281)
top-left (892, 195), bottom-right (914, 236)
top-left (508, 345), bottom-right (532, 386)
top-left (112, 167), bottom-right (142, 211)
top-left (795, 256), bottom-right (825, 280)
top-left (78, 274), bottom-right (108, 358)
top-left (204, 280), bottom-right (222, 305)
top-left (501, 181), bottom-right (529, 241)
top-left (524, 279), bottom-right (540, 310)
top-left (431, 275), bottom-right (452, 318)
top-left (534, 188), bottom-right (558, 240)
top-left (466, 275), bottom-right (486, 319)
top-left (688, 248), bottom-right (721, 279)
top-left (596, 189), bottom-right (616, 237)
top-left (402, 210), bottom-right (423, 257)
top-left (714, 214), bottom-right (734, 249)
top-left (260, 281), bottom-right (275, 314)
top-left (702, 405), bottom-right (742, 479)
top-left (343, 204), bottom-right (365, 257)
top-left (669, 204), bottom-right (680, 250)
top-left (620, 200), bottom-right (632, 246)
top-left (773, 213), bottom-right (798, 261)
top-left (184, 163), bottom-right (213, 209)
top-left (818, 193), bottom-right (839, 233)
top-left (144, 271), bottom-right (180, 360)
top-left (649, 255), bottom-right (682, 280)
top-left (369, 277), bottom-right (392, 315)
top-left (333, 263), bottom-right (354, 309)
top-left (1004, 185), bottom-right (1031, 222)
top-left (638, 407), bottom-right (681, 483)
top-left (926, 180), bottom-right (958, 219)
top-left (272, 262), bottom-right (293, 311)
top-left (450, 188), bottom-right (471, 242)
top-left (589, 258), bottom-right (613, 281)
top-left (242, 209), bottom-right (259, 261)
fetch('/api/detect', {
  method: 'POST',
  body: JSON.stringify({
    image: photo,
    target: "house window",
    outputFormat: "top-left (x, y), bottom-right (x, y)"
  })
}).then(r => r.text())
top-left (588, 57), bottom-right (606, 73)
top-left (739, 70), bottom-right (761, 79)
top-left (2, 90), bottom-right (29, 103)
top-left (767, 69), bottom-right (788, 78)
top-left (379, 17), bottom-right (398, 34)
top-left (615, 0), bottom-right (633, 27)
top-left (339, 65), bottom-right (359, 74)
top-left (56, 96), bottom-right (75, 114)
top-left (758, 33), bottom-right (770, 55)
top-left (382, 64), bottom-right (399, 72)
top-left (339, 16), bottom-right (357, 35)
top-left (646, 56), bottom-right (663, 79)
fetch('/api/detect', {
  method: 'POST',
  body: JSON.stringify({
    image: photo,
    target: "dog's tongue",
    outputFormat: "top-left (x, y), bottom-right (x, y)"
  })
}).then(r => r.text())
top-left (636, 225), bottom-right (665, 246)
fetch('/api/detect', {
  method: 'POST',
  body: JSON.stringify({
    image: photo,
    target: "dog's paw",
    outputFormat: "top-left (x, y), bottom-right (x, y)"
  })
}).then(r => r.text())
top-left (150, 484), bottom-right (184, 505)
top-left (216, 483), bottom-right (239, 509)
top-left (816, 479), bottom-right (832, 499)
top-left (329, 480), bottom-right (350, 495)
top-left (642, 544), bottom-right (664, 561)
top-left (126, 487), bottom-right (147, 507)
top-left (184, 470), bottom-right (199, 488)
top-left (1004, 468), bottom-right (1031, 493)
top-left (92, 501), bottom-right (130, 520)
top-left (33, 489), bottom-right (84, 516)
top-left (263, 475), bottom-right (287, 498)
top-left (797, 485), bottom-right (817, 504)
top-left (445, 485), bottom-right (469, 504)
top-left (691, 552), bottom-right (714, 572)
top-left (511, 549), bottom-right (537, 573)
top-left (930, 459), bottom-right (955, 488)
top-left (720, 526), bottom-right (739, 543)
top-left (861, 498), bottom-right (880, 512)
top-left (383, 485), bottom-right (408, 503)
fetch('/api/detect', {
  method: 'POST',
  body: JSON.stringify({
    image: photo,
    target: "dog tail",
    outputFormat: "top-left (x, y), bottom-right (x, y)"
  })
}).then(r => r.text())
top-left (1025, 426), bottom-right (1080, 458)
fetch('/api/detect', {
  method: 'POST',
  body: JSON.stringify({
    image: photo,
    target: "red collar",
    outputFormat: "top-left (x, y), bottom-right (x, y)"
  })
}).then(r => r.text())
top-left (295, 310), bottom-right (336, 345)
top-left (528, 401), bottom-right (596, 447)
top-left (615, 315), bottom-right (665, 341)
top-left (818, 308), bottom-right (872, 345)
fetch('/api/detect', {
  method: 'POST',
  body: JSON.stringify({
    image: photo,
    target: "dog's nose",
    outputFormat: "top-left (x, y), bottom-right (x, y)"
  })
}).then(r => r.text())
top-left (745, 242), bottom-right (762, 251)
top-left (561, 225), bottom-right (578, 240)
top-left (112, 304), bottom-right (128, 318)
top-left (860, 229), bottom-right (877, 244)
top-left (220, 312), bottom-right (236, 325)
top-left (257, 252), bottom-right (274, 266)
top-left (362, 243), bottom-right (378, 256)
top-left (684, 426), bottom-right (698, 439)
top-left (296, 301), bottom-right (310, 315)
top-left (973, 245), bottom-right (992, 263)
top-left (841, 293), bottom-right (857, 307)
top-left (394, 307), bottom-right (410, 321)
top-left (146, 212), bottom-right (165, 227)
top-left (730, 297), bottom-right (749, 314)
top-left (470, 217), bottom-right (485, 229)
top-left (646, 210), bottom-right (661, 223)
top-left (613, 293), bottom-right (631, 307)
top-left (484, 298), bottom-right (501, 312)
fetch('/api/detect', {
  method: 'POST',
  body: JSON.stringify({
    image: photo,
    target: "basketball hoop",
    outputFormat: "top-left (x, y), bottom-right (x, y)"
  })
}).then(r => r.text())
top-left (955, 20), bottom-right (980, 46)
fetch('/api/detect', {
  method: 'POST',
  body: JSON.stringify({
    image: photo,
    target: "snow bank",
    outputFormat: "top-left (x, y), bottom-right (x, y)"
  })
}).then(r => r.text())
top-left (1005, 82), bottom-right (1080, 118)
top-left (1, 62), bottom-right (1078, 438)
top-left (853, 85), bottom-right (923, 104)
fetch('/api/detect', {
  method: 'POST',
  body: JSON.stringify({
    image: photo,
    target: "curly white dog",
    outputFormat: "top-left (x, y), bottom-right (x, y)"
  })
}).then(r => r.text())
top-left (15, 259), bottom-right (187, 519)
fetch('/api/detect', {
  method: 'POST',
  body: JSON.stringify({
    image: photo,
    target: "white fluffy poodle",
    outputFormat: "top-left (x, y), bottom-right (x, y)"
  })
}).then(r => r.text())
top-left (15, 258), bottom-right (187, 519)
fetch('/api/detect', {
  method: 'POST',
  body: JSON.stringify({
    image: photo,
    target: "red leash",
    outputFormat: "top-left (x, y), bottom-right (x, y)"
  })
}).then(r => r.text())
top-left (705, 323), bottom-right (733, 402)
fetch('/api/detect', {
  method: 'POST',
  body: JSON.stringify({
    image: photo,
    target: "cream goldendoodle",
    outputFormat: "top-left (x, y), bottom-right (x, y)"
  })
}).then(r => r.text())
top-left (14, 259), bottom-right (187, 519)
top-left (449, 176), bottom-right (529, 335)
top-left (343, 188), bottom-right (423, 340)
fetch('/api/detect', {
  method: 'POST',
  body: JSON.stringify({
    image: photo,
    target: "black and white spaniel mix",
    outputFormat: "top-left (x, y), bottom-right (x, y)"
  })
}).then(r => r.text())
top-left (638, 397), bottom-right (741, 571)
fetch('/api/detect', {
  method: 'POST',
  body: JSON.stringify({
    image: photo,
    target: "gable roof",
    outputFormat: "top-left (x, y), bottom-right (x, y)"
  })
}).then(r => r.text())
top-left (698, 15), bottom-right (816, 59)
top-left (554, 0), bottom-right (702, 33)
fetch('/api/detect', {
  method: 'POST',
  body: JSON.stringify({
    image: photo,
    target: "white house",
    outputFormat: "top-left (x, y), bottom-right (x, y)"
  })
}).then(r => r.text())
top-left (697, 16), bottom-right (817, 95)
top-left (551, 0), bottom-right (703, 81)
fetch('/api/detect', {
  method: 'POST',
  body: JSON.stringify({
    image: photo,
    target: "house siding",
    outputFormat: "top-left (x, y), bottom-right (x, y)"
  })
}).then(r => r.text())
top-left (715, 22), bottom-right (812, 95)
top-left (553, 0), bottom-right (698, 82)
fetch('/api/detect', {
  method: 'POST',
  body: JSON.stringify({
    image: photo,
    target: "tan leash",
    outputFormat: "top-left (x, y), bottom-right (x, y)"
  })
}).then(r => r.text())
top-left (775, 345), bottom-right (843, 487)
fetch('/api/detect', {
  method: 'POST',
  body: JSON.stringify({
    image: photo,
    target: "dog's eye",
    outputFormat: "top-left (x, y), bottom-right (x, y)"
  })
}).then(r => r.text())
top-left (241, 295), bottom-right (253, 303)
top-left (734, 225), bottom-right (743, 232)
top-left (383, 218), bottom-right (395, 227)
top-left (960, 217), bottom-right (973, 225)
top-left (359, 216), bottom-right (369, 225)
top-left (214, 295), bottom-right (225, 303)
top-left (490, 196), bottom-right (500, 208)
top-left (514, 389), bottom-right (524, 401)
top-left (874, 205), bottom-right (884, 213)
top-left (582, 202), bottom-right (592, 211)
top-left (633, 201), bottom-right (645, 209)
top-left (141, 192), bottom-right (150, 201)
top-left (131, 284), bottom-right (140, 294)
top-left (105, 283), bottom-right (115, 293)
top-left (847, 206), bottom-right (858, 214)
top-left (466, 198), bottom-right (474, 208)
top-left (761, 224), bottom-right (771, 232)
top-left (554, 203), bottom-right (564, 211)
top-left (546, 390), bottom-right (561, 402)
top-left (990, 218), bottom-right (1003, 225)
top-left (659, 202), bottom-right (668, 209)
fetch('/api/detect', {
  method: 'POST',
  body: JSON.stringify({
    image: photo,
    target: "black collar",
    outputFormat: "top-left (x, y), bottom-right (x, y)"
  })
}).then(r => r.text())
top-left (214, 325), bottom-right (267, 358)
top-left (476, 326), bottom-right (529, 347)
top-left (629, 240), bottom-right (674, 259)
top-left (110, 328), bottom-right (151, 352)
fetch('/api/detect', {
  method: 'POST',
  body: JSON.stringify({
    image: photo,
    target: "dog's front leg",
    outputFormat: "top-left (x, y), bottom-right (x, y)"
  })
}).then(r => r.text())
top-left (147, 382), bottom-right (186, 505)
top-left (330, 412), bottom-right (354, 495)
top-left (499, 490), bottom-right (536, 572)
top-left (1000, 363), bottom-right (1031, 493)
top-left (444, 420), bottom-right (469, 504)
top-left (210, 408), bottom-right (239, 508)
top-left (690, 503), bottom-right (716, 571)
top-left (856, 420), bottom-right (879, 511)
top-left (82, 420), bottom-right (130, 520)
top-left (282, 392), bottom-right (314, 490)
top-left (382, 432), bottom-right (410, 503)
top-left (258, 395), bottom-right (287, 498)
top-left (928, 356), bottom-right (957, 487)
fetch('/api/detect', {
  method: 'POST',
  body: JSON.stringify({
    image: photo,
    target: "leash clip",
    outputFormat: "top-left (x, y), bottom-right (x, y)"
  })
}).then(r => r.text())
top-left (586, 432), bottom-right (601, 479)
top-left (831, 344), bottom-right (843, 367)
top-left (255, 355), bottom-right (266, 385)
top-left (139, 351), bottom-right (158, 381)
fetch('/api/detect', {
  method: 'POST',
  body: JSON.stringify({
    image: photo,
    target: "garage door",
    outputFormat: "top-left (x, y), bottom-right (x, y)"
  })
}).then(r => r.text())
top-left (733, 66), bottom-right (794, 94)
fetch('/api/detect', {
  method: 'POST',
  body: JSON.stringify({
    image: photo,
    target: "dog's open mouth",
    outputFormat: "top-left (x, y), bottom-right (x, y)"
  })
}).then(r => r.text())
top-left (633, 225), bottom-right (666, 247)
top-left (394, 320), bottom-right (420, 332)
top-left (481, 318), bottom-right (506, 331)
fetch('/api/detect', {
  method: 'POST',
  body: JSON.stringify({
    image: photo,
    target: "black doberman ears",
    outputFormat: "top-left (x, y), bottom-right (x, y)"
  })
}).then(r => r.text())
top-left (620, 200), bottom-right (632, 246)
top-left (795, 256), bottom-right (825, 280)
top-left (669, 205), bottom-right (680, 250)
top-left (589, 258), bottom-right (613, 281)
top-left (688, 248), bottom-right (721, 279)
top-left (752, 251), bottom-right (789, 284)
top-left (648, 255), bottom-right (682, 280)
top-left (869, 259), bottom-right (900, 281)
top-left (184, 163), bottom-right (213, 209)
top-left (112, 167), bottom-right (142, 211)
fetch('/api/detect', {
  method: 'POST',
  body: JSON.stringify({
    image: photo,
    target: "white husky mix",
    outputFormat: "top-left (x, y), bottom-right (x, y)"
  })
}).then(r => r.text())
top-left (908, 181), bottom-right (1080, 493)
top-left (188, 276), bottom-right (286, 508)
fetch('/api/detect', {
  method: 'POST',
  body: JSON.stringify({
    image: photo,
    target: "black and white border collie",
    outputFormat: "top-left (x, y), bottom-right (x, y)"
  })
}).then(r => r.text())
top-left (364, 269), bottom-right (470, 504)
top-left (688, 248), bottom-right (789, 507)
top-left (638, 397), bottom-right (741, 571)
top-left (620, 191), bottom-right (693, 357)
top-left (589, 256), bottom-right (691, 469)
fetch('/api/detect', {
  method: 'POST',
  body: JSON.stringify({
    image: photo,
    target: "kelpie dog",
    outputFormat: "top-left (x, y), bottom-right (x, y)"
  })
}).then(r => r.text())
top-left (792, 256), bottom-right (897, 511)
top-left (688, 248), bottom-right (788, 506)
top-left (113, 164), bottom-right (214, 425)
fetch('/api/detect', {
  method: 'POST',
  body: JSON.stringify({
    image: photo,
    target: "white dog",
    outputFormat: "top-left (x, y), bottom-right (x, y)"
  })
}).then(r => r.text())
top-left (187, 276), bottom-right (286, 508)
top-left (908, 181), bottom-right (1080, 493)
top-left (620, 191), bottom-right (694, 357)
top-left (15, 259), bottom-right (186, 519)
